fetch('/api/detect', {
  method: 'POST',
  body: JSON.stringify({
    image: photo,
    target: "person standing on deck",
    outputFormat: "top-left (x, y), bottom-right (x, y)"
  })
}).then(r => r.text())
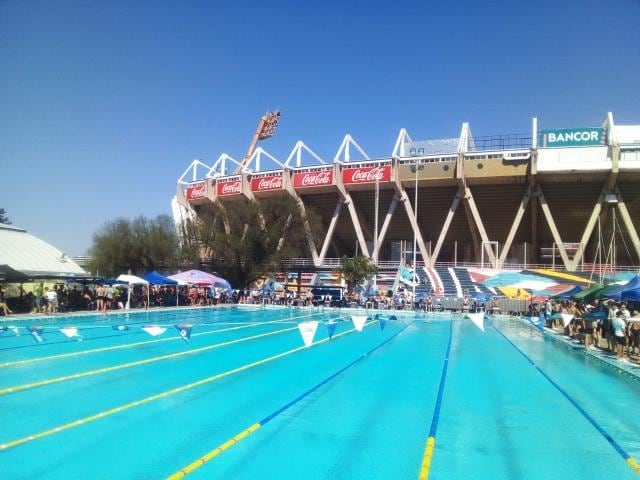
top-left (612, 311), bottom-right (627, 361)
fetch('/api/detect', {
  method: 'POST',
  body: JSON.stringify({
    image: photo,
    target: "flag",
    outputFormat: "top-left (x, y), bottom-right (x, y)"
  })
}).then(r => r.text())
top-left (112, 325), bottom-right (130, 331)
top-left (60, 327), bottom-right (81, 339)
top-left (298, 320), bottom-right (319, 347)
top-left (27, 326), bottom-right (44, 343)
top-left (142, 325), bottom-right (167, 337)
top-left (175, 324), bottom-right (193, 343)
top-left (465, 312), bottom-right (485, 332)
top-left (325, 321), bottom-right (338, 340)
top-left (351, 315), bottom-right (367, 332)
top-left (379, 316), bottom-right (388, 331)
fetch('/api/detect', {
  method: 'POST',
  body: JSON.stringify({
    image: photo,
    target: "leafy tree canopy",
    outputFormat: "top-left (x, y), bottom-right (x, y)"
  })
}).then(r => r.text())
top-left (182, 196), bottom-right (322, 288)
top-left (0, 208), bottom-right (11, 225)
top-left (88, 214), bottom-right (179, 277)
top-left (335, 255), bottom-right (378, 293)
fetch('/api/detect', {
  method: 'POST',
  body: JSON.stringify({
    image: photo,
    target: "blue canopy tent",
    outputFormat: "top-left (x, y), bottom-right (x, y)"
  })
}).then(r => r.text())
top-left (471, 291), bottom-right (490, 302)
top-left (600, 275), bottom-right (640, 301)
top-left (621, 287), bottom-right (640, 302)
top-left (142, 271), bottom-right (179, 306)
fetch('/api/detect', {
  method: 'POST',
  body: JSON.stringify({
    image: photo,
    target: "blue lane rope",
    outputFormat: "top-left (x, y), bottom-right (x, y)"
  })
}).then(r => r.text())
top-left (492, 322), bottom-right (640, 474)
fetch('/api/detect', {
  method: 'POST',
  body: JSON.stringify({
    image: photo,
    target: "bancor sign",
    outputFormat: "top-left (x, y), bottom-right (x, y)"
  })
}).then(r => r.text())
top-left (342, 165), bottom-right (391, 184)
top-left (539, 128), bottom-right (606, 148)
top-left (293, 168), bottom-right (333, 188)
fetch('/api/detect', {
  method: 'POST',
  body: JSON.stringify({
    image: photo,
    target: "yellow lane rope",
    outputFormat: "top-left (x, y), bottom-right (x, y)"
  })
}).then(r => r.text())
top-left (0, 321), bottom-right (372, 452)
top-left (0, 312), bottom-right (321, 369)
top-left (0, 326), bottom-right (299, 396)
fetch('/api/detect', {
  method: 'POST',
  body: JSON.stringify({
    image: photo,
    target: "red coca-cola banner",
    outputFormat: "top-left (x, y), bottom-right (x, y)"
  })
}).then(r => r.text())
top-left (251, 174), bottom-right (283, 192)
top-left (216, 179), bottom-right (242, 196)
top-left (186, 183), bottom-right (206, 201)
top-left (293, 169), bottom-right (334, 188)
top-left (342, 165), bottom-right (391, 184)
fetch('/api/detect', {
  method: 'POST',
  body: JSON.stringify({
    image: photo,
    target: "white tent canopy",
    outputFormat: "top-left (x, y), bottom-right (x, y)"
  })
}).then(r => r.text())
top-left (116, 274), bottom-right (150, 309)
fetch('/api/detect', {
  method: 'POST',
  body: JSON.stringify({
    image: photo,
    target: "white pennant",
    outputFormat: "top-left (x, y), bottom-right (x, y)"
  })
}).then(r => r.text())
top-left (298, 320), bottom-right (319, 347)
top-left (142, 325), bottom-right (167, 337)
top-left (561, 314), bottom-right (574, 328)
top-left (60, 327), bottom-right (81, 339)
top-left (466, 312), bottom-right (485, 332)
top-left (351, 315), bottom-right (367, 332)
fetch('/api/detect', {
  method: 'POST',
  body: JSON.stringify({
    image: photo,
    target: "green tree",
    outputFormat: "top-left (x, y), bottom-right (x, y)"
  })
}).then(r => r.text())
top-left (89, 214), bottom-right (179, 276)
top-left (0, 208), bottom-right (11, 225)
top-left (335, 255), bottom-right (378, 294)
top-left (182, 196), bottom-right (322, 288)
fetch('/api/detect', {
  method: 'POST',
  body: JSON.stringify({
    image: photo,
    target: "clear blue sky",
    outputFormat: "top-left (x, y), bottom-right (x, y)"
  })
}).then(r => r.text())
top-left (1, 0), bottom-right (639, 256)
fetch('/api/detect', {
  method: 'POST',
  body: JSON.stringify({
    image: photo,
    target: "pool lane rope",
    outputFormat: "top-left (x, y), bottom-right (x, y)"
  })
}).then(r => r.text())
top-left (492, 323), bottom-right (640, 475)
top-left (0, 311), bottom-right (322, 368)
top-left (0, 324), bottom-right (310, 396)
top-left (0, 320), bottom-right (376, 452)
top-left (418, 319), bottom-right (453, 480)
top-left (165, 319), bottom-right (414, 480)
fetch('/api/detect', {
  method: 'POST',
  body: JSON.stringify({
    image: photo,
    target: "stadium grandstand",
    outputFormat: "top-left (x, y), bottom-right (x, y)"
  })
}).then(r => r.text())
top-left (173, 112), bottom-right (640, 294)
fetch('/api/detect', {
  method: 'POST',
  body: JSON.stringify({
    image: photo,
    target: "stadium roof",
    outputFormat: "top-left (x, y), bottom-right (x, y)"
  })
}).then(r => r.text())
top-left (0, 224), bottom-right (87, 279)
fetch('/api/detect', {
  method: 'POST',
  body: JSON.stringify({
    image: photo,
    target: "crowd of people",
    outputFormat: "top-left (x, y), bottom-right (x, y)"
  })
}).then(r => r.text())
top-left (528, 298), bottom-right (640, 363)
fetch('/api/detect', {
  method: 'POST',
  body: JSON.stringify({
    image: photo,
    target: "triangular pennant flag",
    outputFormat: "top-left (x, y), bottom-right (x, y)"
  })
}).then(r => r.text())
top-left (325, 321), bottom-right (338, 340)
top-left (59, 327), bottom-right (81, 339)
top-left (561, 314), bottom-right (574, 328)
top-left (351, 315), bottom-right (367, 332)
top-left (1, 325), bottom-right (7, 332)
top-left (9, 326), bottom-right (19, 336)
top-left (379, 317), bottom-right (388, 331)
top-left (142, 325), bottom-right (167, 337)
top-left (112, 325), bottom-right (130, 331)
top-left (298, 320), bottom-right (319, 347)
top-left (27, 326), bottom-right (44, 343)
top-left (389, 315), bottom-right (397, 321)
top-left (175, 324), bottom-right (193, 343)
top-left (465, 312), bottom-right (485, 332)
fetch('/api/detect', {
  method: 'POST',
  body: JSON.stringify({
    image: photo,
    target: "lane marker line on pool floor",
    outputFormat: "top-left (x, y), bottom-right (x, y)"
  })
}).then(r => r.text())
top-left (0, 325), bottom-right (303, 396)
top-left (0, 312), bottom-right (321, 368)
top-left (492, 323), bottom-right (640, 476)
top-left (418, 319), bottom-right (453, 480)
top-left (0, 320), bottom-right (374, 452)
top-left (165, 320), bottom-right (414, 479)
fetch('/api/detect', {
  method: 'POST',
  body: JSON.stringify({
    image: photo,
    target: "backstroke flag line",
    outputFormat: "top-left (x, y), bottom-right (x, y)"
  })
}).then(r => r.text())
top-left (59, 327), bottom-right (81, 339)
top-left (27, 326), bottom-right (44, 343)
top-left (351, 315), bottom-right (367, 332)
top-left (298, 320), bottom-right (319, 347)
top-left (325, 321), bottom-right (337, 340)
top-left (466, 312), bottom-right (485, 332)
top-left (175, 324), bottom-right (193, 343)
top-left (142, 325), bottom-right (167, 337)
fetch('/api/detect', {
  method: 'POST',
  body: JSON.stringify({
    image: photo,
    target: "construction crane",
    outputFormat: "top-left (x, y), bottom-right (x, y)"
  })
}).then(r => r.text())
top-left (234, 110), bottom-right (281, 174)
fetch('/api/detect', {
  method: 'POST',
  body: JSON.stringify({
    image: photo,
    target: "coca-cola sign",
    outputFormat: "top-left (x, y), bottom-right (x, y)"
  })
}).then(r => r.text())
top-left (251, 175), bottom-right (283, 192)
top-left (186, 183), bottom-right (206, 201)
top-left (216, 179), bottom-right (242, 196)
top-left (293, 169), bottom-right (334, 188)
top-left (342, 165), bottom-right (391, 184)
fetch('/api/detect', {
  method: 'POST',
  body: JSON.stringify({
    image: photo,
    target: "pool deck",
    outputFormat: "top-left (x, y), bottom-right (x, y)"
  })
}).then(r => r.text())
top-left (537, 323), bottom-right (640, 381)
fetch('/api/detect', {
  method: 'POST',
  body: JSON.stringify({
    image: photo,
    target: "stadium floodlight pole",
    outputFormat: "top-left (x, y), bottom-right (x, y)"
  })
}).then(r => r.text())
top-left (410, 162), bottom-right (425, 302)
top-left (373, 172), bottom-right (379, 290)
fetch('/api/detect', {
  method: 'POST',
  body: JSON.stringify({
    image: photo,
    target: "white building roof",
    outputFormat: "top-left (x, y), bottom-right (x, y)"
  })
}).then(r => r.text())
top-left (0, 224), bottom-right (86, 277)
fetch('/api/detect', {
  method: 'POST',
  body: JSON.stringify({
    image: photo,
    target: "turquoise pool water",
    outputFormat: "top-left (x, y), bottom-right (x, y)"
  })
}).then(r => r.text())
top-left (0, 307), bottom-right (638, 479)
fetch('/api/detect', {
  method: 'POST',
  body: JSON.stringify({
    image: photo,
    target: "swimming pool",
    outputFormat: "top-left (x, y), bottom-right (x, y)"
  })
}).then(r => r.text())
top-left (0, 307), bottom-right (638, 479)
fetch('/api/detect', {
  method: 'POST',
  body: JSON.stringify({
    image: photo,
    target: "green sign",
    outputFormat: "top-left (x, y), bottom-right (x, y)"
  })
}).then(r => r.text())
top-left (539, 127), bottom-right (606, 148)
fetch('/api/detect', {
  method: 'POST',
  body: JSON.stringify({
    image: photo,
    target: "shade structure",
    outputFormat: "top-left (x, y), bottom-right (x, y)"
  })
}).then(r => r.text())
top-left (598, 275), bottom-right (640, 300)
top-left (0, 264), bottom-right (30, 283)
top-left (621, 287), bottom-right (640, 302)
top-left (573, 283), bottom-right (605, 300)
top-left (553, 285), bottom-right (583, 299)
top-left (142, 271), bottom-right (179, 306)
top-left (116, 274), bottom-right (149, 309)
top-left (168, 270), bottom-right (231, 290)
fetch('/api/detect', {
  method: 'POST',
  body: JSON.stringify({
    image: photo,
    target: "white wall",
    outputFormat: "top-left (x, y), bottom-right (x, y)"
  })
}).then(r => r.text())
top-left (537, 146), bottom-right (610, 172)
